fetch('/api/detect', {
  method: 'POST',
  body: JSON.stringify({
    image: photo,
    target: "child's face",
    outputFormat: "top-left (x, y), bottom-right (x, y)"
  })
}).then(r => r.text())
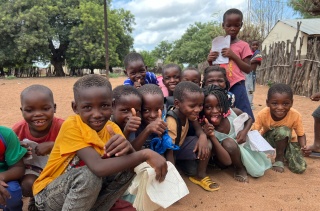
top-left (112, 94), bottom-right (142, 130)
top-left (162, 67), bottom-right (181, 93)
top-left (20, 91), bottom-right (56, 136)
top-left (204, 71), bottom-right (226, 89)
top-left (72, 87), bottom-right (113, 132)
top-left (175, 91), bottom-right (204, 121)
top-left (204, 94), bottom-right (223, 126)
top-left (251, 41), bottom-right (259, 52)
top-left (124, 60), bottom-right (147, 85)
top-left (142, 93), bottom-right (164, 125)
top-left (181, 70), bottom-right (201, 86)
top-left (266, 92), bottom-right (293, 121)
top-left (222, 14), bottom-right (242, 40)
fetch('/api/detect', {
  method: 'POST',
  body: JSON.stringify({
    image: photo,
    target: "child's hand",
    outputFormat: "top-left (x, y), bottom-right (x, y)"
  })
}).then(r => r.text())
top-left (310, 92), bottom-right (320, 101)
top-left (35, 142), bottom-right (54, 156)
top-left (301, 145), bottom-right (311, 157)
top-left (207, 51), bottom-right (219, 64)
top-left (236, 130), bottom-right (247, 144)
top-left (20, 141), bottom-right (32, 158)
top-left (0, 180), bottom-right (10, 206)
top-left (146, 109), bottom-right (167, 135)
top-left (134, 79), bottom-right (142, 89)
top-left (202, 118), bottom-right (215, 138)
top-left (194, 134), bottom-right (210, 160)
top-left (144, 149), bottom-right (168, 182)
top-left (124, 108), bottom-right (141, 134)
top-left (102, 125), bottom-right (134, 158)
top-left (221, 48), bottom-right (236, 60)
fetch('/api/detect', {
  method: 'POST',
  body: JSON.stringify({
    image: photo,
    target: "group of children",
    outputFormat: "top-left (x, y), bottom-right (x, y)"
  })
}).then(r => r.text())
top-left (0, 7), bottom-right (318, 211)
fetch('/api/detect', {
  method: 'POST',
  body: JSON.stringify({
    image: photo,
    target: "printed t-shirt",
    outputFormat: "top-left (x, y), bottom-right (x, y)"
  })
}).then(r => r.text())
top-left (220, 40), bottom-right (252, 87)
top-left (33, 115), bottom-right (123, 195)
top-left (251, 107), bottom-right (304, 142)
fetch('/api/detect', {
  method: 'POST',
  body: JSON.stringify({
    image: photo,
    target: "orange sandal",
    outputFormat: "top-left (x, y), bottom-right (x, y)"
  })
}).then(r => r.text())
top-left (189, 176), bottom-right (220, 192)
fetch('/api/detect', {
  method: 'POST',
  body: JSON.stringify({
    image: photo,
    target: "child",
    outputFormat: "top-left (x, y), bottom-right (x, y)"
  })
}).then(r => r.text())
top-left (123, 52), bottom-right (158, 88)
top-left (202, 85), bottom-right (271, 182)
top-left (246, 40), bottom-right (262, 108)
top-left (166, 81), bottom-right (220, 192)
top-left (181, 67), bottom-right (201, 87)
top-left (252, 83), bottom-right (307, 174)
top-left (203, 65), bottom-right (235, 108)
top-left (111, 85), bottom-right (142, 140)
top-left (33, 74), bottom-right (167, 210)
top-left (162, 64), bottom-right (181, 96)
top-left (12, 84), bottom-right (64, 210)
top-left (132, 84), bottom-right (168, 151)
top-left (0, 126), bottom-right (26, 211)
top-left (304, 92), bottom-right (320, 155)
top-left (207, 8), bottom-right (254, 120)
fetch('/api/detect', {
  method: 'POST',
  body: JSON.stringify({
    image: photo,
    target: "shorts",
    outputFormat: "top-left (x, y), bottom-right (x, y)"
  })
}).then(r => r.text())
top-left (175, 136), bottom-right (198, 176)
top-left (312, 106), bottom-right (320, 118)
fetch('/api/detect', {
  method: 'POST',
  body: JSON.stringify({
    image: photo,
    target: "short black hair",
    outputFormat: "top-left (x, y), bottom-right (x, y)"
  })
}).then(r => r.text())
top-left (203, 85), bottom-right (230, 116)
top-left (138, 84), bottom-right (164, 97)
top-left (173, 81), bottom-right (202, 102)
top-left (21, 84), bottom-right (54, 103)
top-left (113, 85), bottom-right (142, 102)
top-left (267, 83), bottom-right (293, 100)
top-left (223, 8), bottom-right (243, 22)
top-left (124, 52), bottom-right (145, 69)
top-left (182, 67), bottom-right (201, 75)
top-left (162, 63), bottom-right (182, 76)
top-left (73, 74), bottom-right (112, 101)
top-left (203, 65), bottom-right (230, 90)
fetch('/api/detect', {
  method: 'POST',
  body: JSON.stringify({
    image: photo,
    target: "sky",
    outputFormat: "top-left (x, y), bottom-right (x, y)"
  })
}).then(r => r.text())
top-left (112, 0), bottom-right (248, 51)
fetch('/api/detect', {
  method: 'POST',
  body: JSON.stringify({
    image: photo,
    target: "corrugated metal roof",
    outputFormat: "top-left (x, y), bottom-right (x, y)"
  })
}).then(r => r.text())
top-left (280, 18), bottom-right (320, 35)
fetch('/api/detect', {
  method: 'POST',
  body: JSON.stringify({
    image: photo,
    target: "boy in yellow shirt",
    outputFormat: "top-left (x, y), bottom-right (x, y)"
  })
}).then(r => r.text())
top-left (33, 75), bottom-right (167, 210)
top-left (252, 83), bottom-right (307, 174)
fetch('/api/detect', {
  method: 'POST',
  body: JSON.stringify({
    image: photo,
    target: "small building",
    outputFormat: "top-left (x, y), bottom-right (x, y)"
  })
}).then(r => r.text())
top-left (262, 18), bottom-right (320, 56)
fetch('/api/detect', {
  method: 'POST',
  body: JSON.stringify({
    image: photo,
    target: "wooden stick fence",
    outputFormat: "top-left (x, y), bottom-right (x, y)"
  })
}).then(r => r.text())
top-left (257, 22), bottom-right (320, 97)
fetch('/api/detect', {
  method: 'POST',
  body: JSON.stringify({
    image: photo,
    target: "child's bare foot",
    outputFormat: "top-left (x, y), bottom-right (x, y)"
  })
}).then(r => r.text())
top-left (305, 144), bottom-right (320, 155)
top-left (272, 161), bottom-right (284, 173)
top-left (234, 168), bottom-right (248, 183)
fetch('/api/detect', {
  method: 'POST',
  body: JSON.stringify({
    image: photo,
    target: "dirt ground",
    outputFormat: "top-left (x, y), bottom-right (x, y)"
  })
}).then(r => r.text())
top-left (0, 76), bottom-right (319, 211)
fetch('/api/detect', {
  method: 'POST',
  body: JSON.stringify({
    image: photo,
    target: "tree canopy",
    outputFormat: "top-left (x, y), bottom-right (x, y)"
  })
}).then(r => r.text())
top-left (289, 0), bottom-right (320, 18)
top-left (0, 0), bottom-right (134, 76)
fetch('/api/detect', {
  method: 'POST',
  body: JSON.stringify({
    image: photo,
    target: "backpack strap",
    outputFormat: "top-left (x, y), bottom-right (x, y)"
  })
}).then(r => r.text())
top-left (0, 132), bottom-right (7, 149)
top-left (166, 110), bottom-right (181, 146)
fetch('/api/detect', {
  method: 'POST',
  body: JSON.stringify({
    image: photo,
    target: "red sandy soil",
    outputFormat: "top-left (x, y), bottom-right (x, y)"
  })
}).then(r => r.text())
top-left (0, 76), bottom-right (319, 211)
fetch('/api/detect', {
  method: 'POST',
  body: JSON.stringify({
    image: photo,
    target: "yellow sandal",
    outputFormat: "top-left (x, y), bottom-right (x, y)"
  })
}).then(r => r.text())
top-left (189, 176), bottom-right (220, 192)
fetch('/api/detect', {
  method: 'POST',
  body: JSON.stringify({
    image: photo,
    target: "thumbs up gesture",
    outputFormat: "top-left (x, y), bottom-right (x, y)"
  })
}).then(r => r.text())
top-left (146, 109), bottom-right (167, 136)
top-left (102, 125), bottom-right (134, 159)
top-left (134, 79), bottom-right (142, 89)
top-left (202, 118), bottom-right (215, 138)
top-left (123, 108), bottom-right (141, 139)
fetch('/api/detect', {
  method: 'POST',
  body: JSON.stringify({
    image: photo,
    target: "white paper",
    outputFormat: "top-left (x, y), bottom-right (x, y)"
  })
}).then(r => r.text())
top-left (128, 161), bottom-right (189, 211)
top-left (211, 35), bottom-right (230, 64)
top-left (21, 139), bottom-right (48, 169)
top-left (247, 130), bottom-right (275, 155)
top-left (233, 112), bottom-right (249, 136)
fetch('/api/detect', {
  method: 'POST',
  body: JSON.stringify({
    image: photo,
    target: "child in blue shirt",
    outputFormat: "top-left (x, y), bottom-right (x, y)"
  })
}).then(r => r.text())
top-left (123, 52), bottom-right (158, 88)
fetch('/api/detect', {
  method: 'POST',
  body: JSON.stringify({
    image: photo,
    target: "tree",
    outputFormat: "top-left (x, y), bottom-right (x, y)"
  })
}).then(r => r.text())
top-left (139, 50), bottom-right (156, 68)
top-left (151, 41), bottom-right (173, 63)
top-left (288, 0), bottom-right (320, 18)
top-left (170, 22), bottom-right (223, 66)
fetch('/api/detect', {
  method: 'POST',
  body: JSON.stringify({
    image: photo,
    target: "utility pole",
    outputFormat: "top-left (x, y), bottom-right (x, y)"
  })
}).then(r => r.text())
top-left (104, 0), bottom-right (109, 78)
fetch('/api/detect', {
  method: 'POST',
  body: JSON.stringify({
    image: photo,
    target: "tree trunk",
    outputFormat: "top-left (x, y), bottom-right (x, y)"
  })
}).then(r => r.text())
top-left (90, 68), bottom-right (94, 74)
top-left (0, 67), bottom-right (4, 76)
top-left (49, 39), bottom-right (68, 77)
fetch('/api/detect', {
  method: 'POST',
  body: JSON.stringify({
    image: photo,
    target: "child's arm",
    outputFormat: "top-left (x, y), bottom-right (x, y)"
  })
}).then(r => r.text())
top-left (233, 108), bottom-right (253, 144)
top-left (123, 108), bottom-right (141, 140)
top-left (202, 118), bottom-right (231, 166)
top-left (0, 159), bottom-right (25, 183)
top-left (192, 121), bottom-right (210, 160)
top-left (221, 48), bottom-right (251, 74)
top-left (77, 126), bottom-right (167, 182)
top-left (165, 149), bottom-right (175, 165)
top-left (298, 135), bottom-right (306, 148)
top-left (130, 110), bottom-right (166, 151)
top-left (35, 142), bottom-right (55, 156)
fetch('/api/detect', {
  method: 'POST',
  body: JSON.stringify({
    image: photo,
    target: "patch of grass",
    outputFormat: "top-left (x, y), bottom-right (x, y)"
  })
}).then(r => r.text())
top-left (108, 73), bottom-right (122, 78)
top-left (267, 80), bottom-right (274, 88)
top-left (5, 75), bottom-right (16, 80)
